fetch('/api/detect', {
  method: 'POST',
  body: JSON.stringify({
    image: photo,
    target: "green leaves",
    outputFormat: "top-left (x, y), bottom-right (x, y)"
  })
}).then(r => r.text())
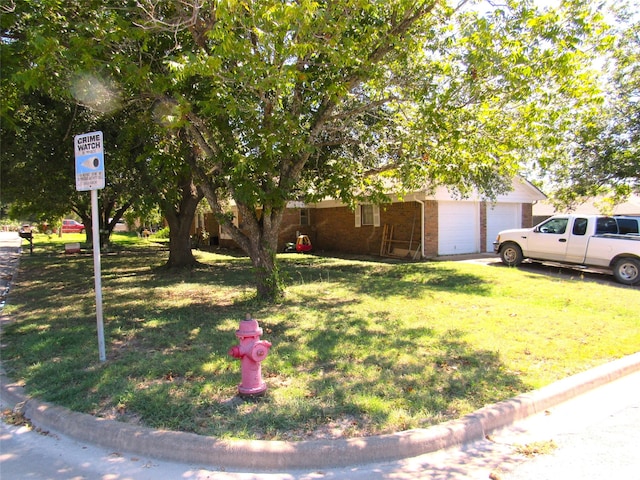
top-left (3, 0), bottom-right (621, 298)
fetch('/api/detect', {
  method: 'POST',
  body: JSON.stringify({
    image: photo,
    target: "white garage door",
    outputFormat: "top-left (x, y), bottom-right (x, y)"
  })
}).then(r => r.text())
top-left (438, 202), bottom-right (479, 255)
top-left (486, 203), bottom-right (520, 252)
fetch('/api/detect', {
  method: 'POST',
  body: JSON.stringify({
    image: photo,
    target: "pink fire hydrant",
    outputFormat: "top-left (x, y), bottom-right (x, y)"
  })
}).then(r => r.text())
top-left (228, 314), bottom-right (272, 396)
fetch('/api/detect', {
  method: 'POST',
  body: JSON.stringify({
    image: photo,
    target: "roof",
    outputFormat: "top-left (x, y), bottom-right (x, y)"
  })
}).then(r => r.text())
top-left (533, 195), bottom-right (640, 216)
top-left (425, 177), bottom-right (546, 203)
top-left (309, 176), bottom-right (546, 208)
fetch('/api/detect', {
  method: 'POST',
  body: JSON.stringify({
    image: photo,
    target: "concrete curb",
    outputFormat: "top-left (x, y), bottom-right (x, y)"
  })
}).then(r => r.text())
top-left (2, 352), bottom-right (640, 471)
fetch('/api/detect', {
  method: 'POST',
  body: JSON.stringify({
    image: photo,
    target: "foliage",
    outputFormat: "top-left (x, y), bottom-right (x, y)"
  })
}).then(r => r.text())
top-left (153, 227), bottom-right (171, 239)
top-left (0, 89), bottom-right (143, 242)
top-left (536, 4), bottom-right (640, 208)
top-left (0, 3), bottom-right (203, 257)
top-left (1, 93), bottom-right (85, 221)
top-left (139, 0), bottom-right (608, 298)
top-left (1, 0), bottom-right (613, 299)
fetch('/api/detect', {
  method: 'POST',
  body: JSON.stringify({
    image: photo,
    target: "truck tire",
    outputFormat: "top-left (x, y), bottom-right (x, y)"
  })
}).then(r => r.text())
top-left (500, 242), bottom-right (524, 267)
top-left (612, 258), bottom-right (640, 285)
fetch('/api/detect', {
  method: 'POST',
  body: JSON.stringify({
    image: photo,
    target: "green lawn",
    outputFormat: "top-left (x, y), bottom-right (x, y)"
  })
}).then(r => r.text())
top-left (2, 233), bottom-right (639, 440)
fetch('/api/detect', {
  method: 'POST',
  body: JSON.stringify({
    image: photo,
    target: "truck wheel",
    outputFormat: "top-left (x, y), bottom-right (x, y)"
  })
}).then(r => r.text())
top-left (500, 242), bottom-right (523, 267)
top-left (613, 258), bottom-right (640, 285)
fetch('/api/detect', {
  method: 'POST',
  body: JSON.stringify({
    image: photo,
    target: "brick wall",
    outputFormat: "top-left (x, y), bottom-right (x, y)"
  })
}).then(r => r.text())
top-left (313, 206), bottom-right (379, 254)
top-left (480, 202), bottom-right (487, 252)
top-left (198, 200), bottom-right (536, 256)
top-left (278, 208), bottom-right (316, 251)
top-left (423, 200), bottom-right (438, 257)
top-left (522, 203), bottom-right (533, 228)
top-left (201, 208), bottom-right (316, 251)
top-left (311, 202), bottom-right (424, 256)
top-left (203, 213), bottom-right (221, 245)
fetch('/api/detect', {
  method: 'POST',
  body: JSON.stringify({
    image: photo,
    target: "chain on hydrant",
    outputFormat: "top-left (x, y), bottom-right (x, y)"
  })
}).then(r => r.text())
top-left (228, 313), bottom-right (272, 396)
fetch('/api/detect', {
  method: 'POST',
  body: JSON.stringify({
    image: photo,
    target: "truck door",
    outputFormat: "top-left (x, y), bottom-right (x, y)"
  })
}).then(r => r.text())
top-left (527, 217), bottom-right (570, 261)
top-left (564, 217), bottom-right (590, 263)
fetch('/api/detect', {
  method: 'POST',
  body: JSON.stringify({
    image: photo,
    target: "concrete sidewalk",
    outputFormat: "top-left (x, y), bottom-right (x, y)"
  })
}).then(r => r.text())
top-left (1, 230), bottom-right (640, 473)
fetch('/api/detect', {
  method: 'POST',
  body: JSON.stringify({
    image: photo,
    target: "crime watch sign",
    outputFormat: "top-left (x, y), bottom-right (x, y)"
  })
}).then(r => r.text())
top-left (74, 131), bottom-right (105, 191)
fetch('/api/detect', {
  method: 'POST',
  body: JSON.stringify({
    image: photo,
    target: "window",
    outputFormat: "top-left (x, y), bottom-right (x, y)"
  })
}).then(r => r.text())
top-left (616, 218), bottom-right (639, 235)
top-left (355, 204), bottom-right (380, 227)
top-left (538, 217), bottom-right (568, 234)
top-left (361, 205), bottom-right (374, 225)
top-left (572, 218), bottom-right (588, 236)
top-left (596, 217), bottom-right (618, 234)
top-left (300, 208), bottom-right (309, 226)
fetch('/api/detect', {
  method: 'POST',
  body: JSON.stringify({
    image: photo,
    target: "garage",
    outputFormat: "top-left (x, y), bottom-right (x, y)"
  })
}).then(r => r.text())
top-left (438, 201), bottom-right (480, 255)
top-left (486, 203), bottom-right (521, 252)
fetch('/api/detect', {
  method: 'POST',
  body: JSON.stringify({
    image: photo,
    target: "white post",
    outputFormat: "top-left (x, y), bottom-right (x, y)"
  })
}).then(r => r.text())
top-left (91, 189), bottom-right (106, 362)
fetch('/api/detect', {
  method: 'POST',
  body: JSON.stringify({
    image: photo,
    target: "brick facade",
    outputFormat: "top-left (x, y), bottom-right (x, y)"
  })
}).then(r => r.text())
top-left (201, 208), bottom-right (316, 251)
top-left (311, 202), bottom-right (426, 255)
top-left (480, 202), bottom-right (487, 251)
top-left (306, 201), bottom-right (449, 257)
top-left (278, 208), bottom-right (314, 250)
top-left (192, 179), bottom-right (543, 256)
top-left (313, 206), bottom-right (379, 255)
top-left (522, 203), bottom-right (533, 228)
top-left (423, 200), bottom-right (438, 257)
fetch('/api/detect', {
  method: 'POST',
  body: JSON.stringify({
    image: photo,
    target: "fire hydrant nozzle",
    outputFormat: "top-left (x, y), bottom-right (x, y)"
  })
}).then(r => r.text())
top-left (228, 314), bottom-right (271, 396)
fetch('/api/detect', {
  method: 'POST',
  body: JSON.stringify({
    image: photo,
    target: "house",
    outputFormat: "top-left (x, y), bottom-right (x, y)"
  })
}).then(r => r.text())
top-left (532, 194), bottom-right (640, 225)
top-left (193, 177), bottom-right (546, 258)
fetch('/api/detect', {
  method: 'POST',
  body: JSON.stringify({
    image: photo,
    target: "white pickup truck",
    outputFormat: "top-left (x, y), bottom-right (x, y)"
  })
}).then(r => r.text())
top-left (493, 215), bottom-right (640, 285)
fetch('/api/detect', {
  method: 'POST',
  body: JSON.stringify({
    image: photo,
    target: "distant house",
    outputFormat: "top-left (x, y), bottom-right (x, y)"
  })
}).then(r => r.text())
top-left (193, 177), bottom-right (546, 258)
top-left (532, 194), bottom-right (640, 225)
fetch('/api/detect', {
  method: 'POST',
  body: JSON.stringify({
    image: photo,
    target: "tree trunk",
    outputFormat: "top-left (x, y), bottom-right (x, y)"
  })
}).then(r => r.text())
top-left (183, 136), bottom-right (289, 302)
top-left (166, 217), bottom-right (198, 267)
top-left (80, 213), bottom-right (93, 245)
top-left (231, 202), bottom-right (286, 302)
top-left (197, 177), bottom-right (286, 301)
top-left (163, 178), bottom-right (203, 269)
top-left (244, 225), bottom-right (283, 302)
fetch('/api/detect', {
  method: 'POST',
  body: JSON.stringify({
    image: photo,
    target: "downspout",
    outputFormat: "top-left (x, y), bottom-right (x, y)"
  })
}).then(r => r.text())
top-left (416, 199), bottom-right (425, 259)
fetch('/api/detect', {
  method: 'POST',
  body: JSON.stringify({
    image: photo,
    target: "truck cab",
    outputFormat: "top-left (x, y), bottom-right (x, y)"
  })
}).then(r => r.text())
top-left (523, 216), bottom-right (619, 264)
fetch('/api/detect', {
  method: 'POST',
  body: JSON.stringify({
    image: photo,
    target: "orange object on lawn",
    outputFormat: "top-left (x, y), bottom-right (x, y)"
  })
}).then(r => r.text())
top-left (296, 234), bottom-right (312, 253)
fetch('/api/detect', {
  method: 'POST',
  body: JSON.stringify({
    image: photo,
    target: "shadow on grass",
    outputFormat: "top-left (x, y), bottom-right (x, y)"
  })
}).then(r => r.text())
top-left (3, 243), bottom-right (524, 440)
top-left (297, 321), bottom-right (526, 432)
top-left (282, 256), bottom-right (492, 299)
top-left (489, 260), bottom-right (637, 289)
top-left (194, 322), bottom-right (528, 439)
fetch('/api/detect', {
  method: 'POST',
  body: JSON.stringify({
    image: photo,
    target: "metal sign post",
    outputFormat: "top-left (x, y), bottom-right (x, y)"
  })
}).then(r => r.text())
top-left (74, 131), bottom-right (106, 362)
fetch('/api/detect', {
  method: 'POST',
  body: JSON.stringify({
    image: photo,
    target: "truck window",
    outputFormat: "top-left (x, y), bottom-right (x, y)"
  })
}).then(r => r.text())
top-left (596, 217), bottom-right (618, 234)
top-left (572, 218), bottom-right (588, 236)
top-left (538, 217), bottom-right (568, 234)
top-left (616, 218), bottom-right (639, 234)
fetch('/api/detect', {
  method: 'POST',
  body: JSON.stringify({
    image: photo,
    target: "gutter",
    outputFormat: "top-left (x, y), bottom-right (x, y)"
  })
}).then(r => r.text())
top-left (416, 198), bottom-right (425, 259)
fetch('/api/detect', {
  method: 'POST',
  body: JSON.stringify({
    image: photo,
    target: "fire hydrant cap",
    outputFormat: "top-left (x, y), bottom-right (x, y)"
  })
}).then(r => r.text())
top-left (228, 345), bottom-right (242, 358)
top-left (250, 341), bottom-right (272, 362)
top-left (236, 319), bottom-right (262, 337)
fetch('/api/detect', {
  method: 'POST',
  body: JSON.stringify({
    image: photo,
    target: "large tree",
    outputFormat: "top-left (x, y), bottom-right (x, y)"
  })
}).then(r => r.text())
top-left (1, 2), bottom-right (138, 243)
top-left (136, 0), bottom-right (607, 300)
top-left (137, 126), bottom-right (205, 268)
top-left (1, 2), bottom-right (201, 262)
top-left (0, 90), bottom-right (141, 245)
top-left (2, 0), bottom-right (609, 300)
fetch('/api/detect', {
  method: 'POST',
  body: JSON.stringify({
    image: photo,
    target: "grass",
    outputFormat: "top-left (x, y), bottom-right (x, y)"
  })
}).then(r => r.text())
top-left (2, 233), bottom-right (639, 440)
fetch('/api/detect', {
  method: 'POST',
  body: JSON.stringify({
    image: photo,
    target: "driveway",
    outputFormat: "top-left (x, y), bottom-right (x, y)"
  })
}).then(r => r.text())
top-left (448, 252), bottom-right (633, 288)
